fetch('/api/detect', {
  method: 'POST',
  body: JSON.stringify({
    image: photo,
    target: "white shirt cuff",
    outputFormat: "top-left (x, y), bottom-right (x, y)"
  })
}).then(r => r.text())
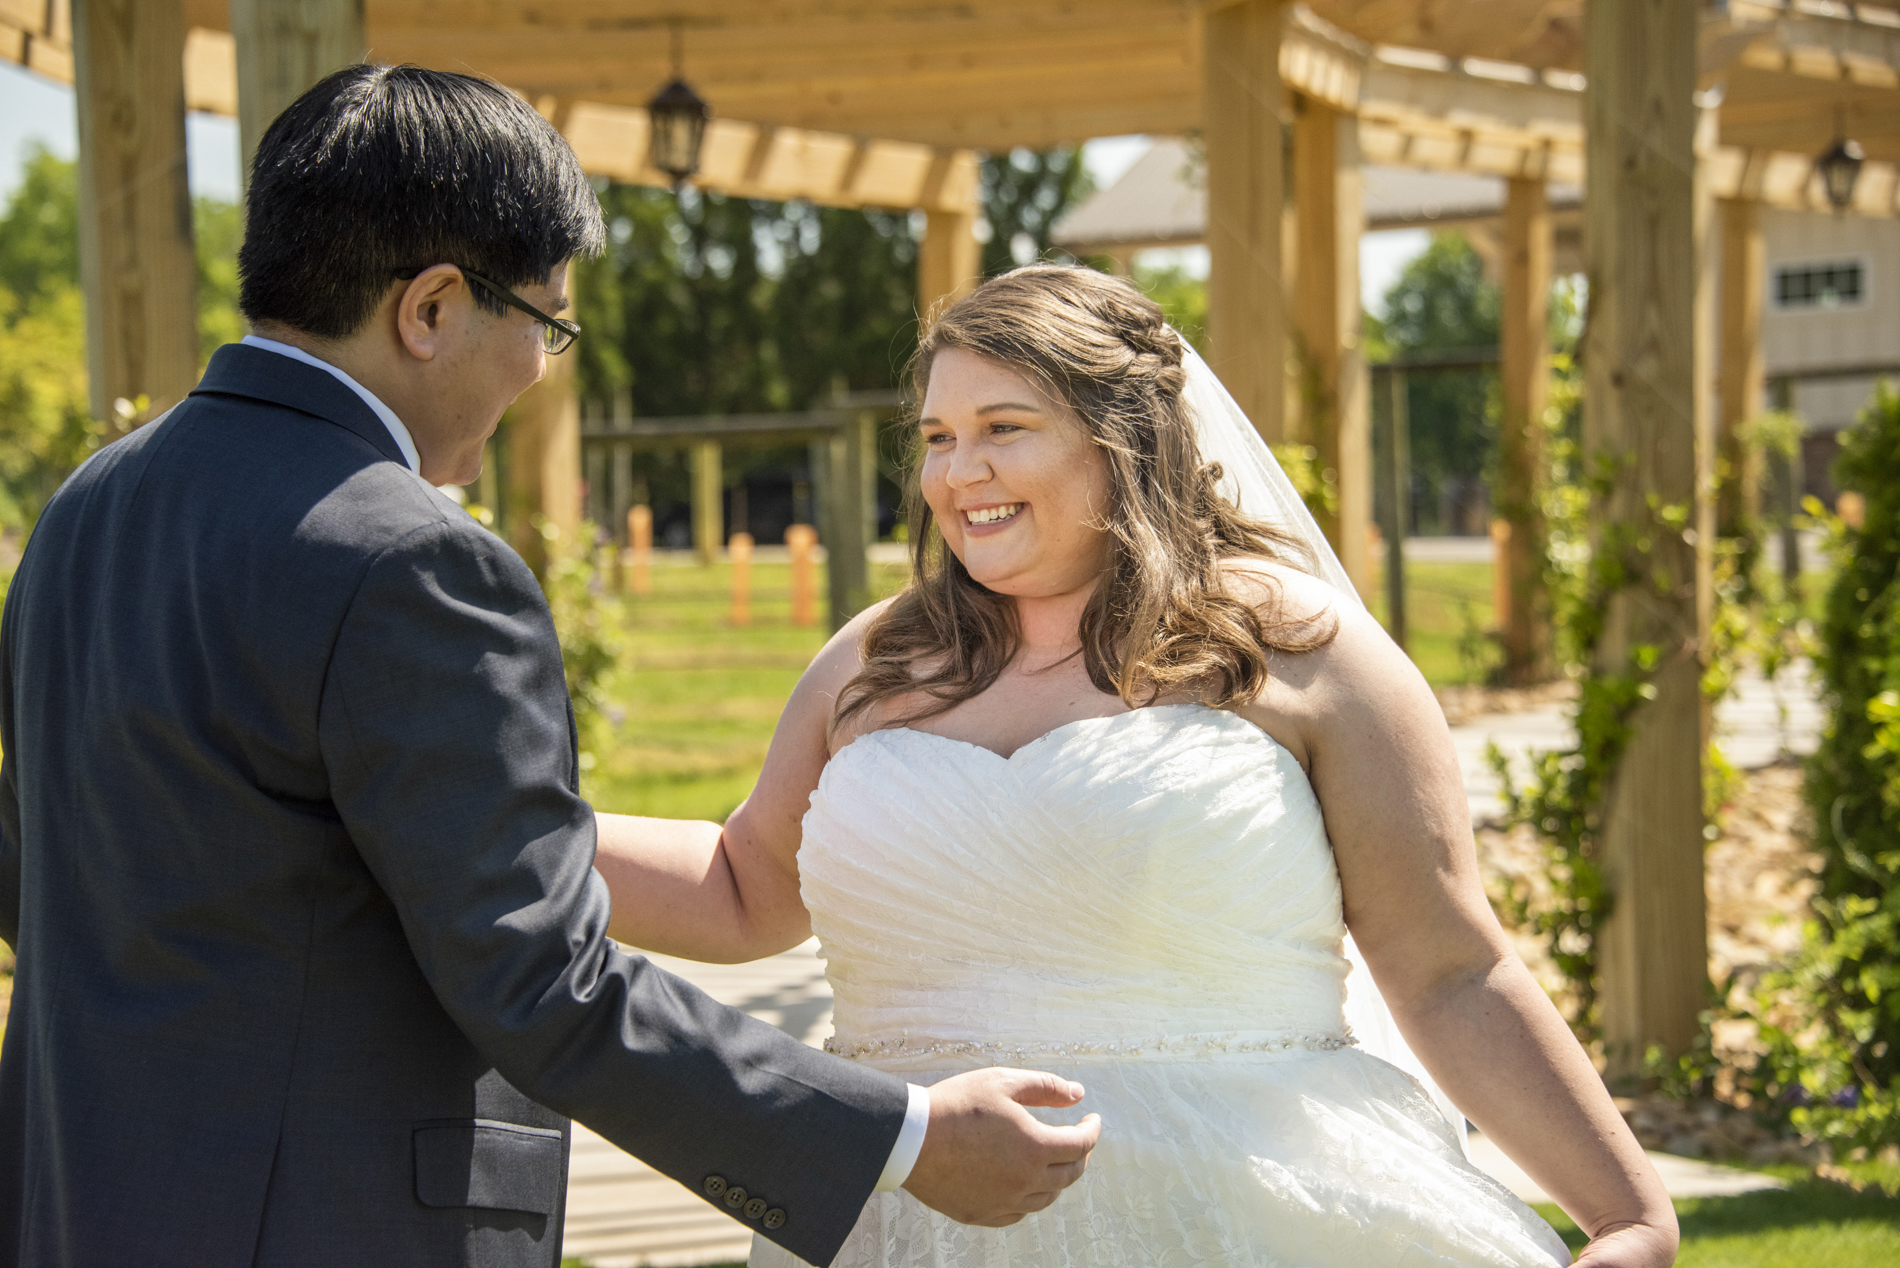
top-left (873, 1083), bottom-right (931, 1192)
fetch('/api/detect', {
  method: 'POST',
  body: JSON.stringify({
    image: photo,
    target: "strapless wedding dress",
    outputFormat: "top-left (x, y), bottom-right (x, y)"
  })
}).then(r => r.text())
top-left (751, 704), bottom-right (1571, 1267)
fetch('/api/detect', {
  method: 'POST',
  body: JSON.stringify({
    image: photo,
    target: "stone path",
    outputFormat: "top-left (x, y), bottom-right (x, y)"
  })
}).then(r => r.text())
top-left (565, 660), bottom-right (1823, 1265)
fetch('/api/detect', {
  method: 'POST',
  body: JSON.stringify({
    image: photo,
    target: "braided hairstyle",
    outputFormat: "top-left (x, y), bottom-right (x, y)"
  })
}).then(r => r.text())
top-left (835, 264), bottom-right (1336, 732)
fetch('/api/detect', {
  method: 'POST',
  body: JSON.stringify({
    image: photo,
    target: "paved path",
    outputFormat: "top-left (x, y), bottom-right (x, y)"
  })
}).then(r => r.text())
top-left (566, 663), bottom-right (1821, 1264)
top-left (1456, 660), bottom-right (1823, 826)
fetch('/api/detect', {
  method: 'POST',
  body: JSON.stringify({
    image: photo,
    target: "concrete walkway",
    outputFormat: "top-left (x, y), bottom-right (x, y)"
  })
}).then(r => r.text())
top-left (566, 661), bottom-right (1822, 1264)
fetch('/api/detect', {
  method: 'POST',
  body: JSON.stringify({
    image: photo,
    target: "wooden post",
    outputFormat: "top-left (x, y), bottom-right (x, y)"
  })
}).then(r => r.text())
top-left (1499, 176), bottom-right (1553, 684)
top-left (1718, 197), bottom-right (1766, 536)
top-left (728, 532), bottom-right (753, 626)
top-left (918, 206), bottom-right (981, 323)
top-left (1291, 94), bottom-right (1370, 598)
top-left (1378, 366), bottom-right (1410, 650)
top-left (71, 0), bottom-right (200, 423)
top-left (229, 0), bottom-right (365, 190)
top-left (824, 413), bottom-right (876, 631)
top-left (1203, 0), bottom-right (1289, 443)
top-left (504, 265), bottom-right (582, 577)
top-left (786, 523), bottom-right (819, 627)
top-left (691, 441), bottom-right (723, 567)
top-left (1583, 0), bottom-right (1710, 1081)
top-left (626, 504), bottom-right (652, 596)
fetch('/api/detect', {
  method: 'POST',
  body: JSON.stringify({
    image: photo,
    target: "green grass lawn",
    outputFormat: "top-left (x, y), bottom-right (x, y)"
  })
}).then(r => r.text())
top-left (1535, 1167), bottom-right (1900, 1266)
top-left (585, 555), bottom-right (1508, 821)
top-left (1366, 558), bottom-right (1499, 686)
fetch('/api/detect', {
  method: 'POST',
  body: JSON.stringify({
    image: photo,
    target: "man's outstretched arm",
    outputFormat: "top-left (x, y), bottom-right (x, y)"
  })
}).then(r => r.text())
top-left (319, 517), bottom-right (1098, 1261)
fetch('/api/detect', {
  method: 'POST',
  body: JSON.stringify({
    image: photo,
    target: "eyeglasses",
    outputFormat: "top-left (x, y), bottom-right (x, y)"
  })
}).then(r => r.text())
top-left (393, 265), bottom-right (581, 354)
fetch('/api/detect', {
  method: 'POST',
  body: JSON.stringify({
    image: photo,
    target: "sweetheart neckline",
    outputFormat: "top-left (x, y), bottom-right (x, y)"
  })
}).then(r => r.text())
top-left (856, 701), bottom-right (1289, 765)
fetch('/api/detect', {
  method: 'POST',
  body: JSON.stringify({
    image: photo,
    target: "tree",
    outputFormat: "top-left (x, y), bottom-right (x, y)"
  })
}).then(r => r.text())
top-left (979, 147), bottom-right (1092, 276)
top-left (0, 147), bottom-right (245, 535)
top-left (1375, 232), bottom-right (1500, 535)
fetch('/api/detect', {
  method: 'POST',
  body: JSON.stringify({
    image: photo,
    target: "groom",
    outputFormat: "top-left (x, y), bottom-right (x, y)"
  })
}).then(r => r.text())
top-left (0, 65), bottom-right (1097, 1268)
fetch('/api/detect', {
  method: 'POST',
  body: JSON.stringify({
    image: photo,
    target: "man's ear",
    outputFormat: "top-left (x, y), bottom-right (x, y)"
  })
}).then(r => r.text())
top-left (394, 264), bottom-right (467, 362)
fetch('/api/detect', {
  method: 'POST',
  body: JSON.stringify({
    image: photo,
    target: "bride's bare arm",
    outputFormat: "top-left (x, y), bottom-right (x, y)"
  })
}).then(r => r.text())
top-left (592, 604), bottom-right (883, 962)
top-left (1239, 564), bottom-right (1677, 1267)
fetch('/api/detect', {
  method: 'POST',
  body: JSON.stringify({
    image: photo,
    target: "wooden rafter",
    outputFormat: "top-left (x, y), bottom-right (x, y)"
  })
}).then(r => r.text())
top-left (8, 0), bottom-right (1900, 215)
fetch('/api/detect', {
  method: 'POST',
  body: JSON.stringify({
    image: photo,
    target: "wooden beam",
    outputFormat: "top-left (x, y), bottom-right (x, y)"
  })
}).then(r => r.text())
top-left (1203, 0), bottom-right (1288, 445)
top-left (72, 0), bottom-right (200, 422)
top-left (691, 440), bottom-right (722, 566)
top-left (1583, 0), bottom-right (1710, 1082)
top-left (918, 207), bottom-right (981, 322)
top-left (562, 103), bottom-right (981, 214)
top-left (821, 411), bottom-right (878, 631)
top-left (1290, 94), bottom-right (1371, 600)
top-left (229, 0), bottom-right (366, 189)
top-left (1718, 197), bottom-right (1766, 534)
top-left (1498, 176), bottom-right (1552, 685)
top-left (504, 266), bottom-right (582, 577)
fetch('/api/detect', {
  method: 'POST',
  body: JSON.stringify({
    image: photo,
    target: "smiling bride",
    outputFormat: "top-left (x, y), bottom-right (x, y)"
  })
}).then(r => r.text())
top-left (591, 265), bottom-right (1679, 1267)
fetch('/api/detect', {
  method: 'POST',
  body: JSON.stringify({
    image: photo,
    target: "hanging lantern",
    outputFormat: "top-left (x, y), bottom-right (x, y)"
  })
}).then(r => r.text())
top-left (1817, 137), bottom-right (1865, 212)
top-left (648, 21), bottom-right (710, 191)
top-left (647, 77), bottom-right (710, 189)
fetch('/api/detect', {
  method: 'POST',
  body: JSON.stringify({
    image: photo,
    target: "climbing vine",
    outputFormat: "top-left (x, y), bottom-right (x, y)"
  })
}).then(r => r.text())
top-left (1486, 353), bottom-right (1718, 1041)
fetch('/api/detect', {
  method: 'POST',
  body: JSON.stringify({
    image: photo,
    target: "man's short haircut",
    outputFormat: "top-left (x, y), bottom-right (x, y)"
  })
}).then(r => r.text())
top-left (238, 64), bottom-right (605, 339)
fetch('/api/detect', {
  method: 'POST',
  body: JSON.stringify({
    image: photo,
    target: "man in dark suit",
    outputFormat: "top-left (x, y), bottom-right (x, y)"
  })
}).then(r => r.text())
top-left (0, 64), bottom-right (1098, 1268)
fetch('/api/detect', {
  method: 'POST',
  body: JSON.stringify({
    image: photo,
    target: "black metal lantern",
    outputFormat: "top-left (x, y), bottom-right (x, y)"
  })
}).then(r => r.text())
top-left (1818, 136), bottom-right (1865, 212)
top-left (647, 78), bottom-right (709, 188)
top-left (648, 23), bottom-right (709, 190)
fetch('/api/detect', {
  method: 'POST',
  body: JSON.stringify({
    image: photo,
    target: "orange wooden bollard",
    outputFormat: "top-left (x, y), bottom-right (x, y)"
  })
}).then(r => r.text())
top-left (729, 532), bottom-right (754, 626)
top-left (786, 523), bottom-right (818, 627)
top-left (626, 505), bottom-right (652, 596)
top-left (1489, 517), bottom-right (1512, 631)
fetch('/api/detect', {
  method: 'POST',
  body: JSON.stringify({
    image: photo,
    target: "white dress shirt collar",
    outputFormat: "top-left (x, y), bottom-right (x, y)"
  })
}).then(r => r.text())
top-left (240, 334), bottom-right (422, 475)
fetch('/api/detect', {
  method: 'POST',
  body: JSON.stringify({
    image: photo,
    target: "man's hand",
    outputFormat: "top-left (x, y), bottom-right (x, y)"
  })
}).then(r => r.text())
top-left (901, 1068), bottom-right (1102, 1227)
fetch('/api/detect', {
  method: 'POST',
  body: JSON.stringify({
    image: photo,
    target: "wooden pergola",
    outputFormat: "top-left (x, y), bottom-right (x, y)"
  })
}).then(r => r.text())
top-left (8, 0), bottom-right (1900, 1077)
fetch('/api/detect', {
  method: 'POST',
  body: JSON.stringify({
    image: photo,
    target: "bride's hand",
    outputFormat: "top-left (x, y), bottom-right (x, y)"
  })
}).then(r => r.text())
top-left (1572, 1218), bottom-right (1680, 1266)
top-left (901, 1068), bottom-right (1102, 1227)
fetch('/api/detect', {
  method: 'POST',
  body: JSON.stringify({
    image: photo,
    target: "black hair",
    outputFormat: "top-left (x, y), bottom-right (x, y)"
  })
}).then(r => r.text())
top-left (237, 64), bottom-right (605, 338)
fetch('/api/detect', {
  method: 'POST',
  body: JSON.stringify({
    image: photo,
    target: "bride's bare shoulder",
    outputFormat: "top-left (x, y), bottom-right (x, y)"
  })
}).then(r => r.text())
top-left (790, 597), bottom-right (915, 752)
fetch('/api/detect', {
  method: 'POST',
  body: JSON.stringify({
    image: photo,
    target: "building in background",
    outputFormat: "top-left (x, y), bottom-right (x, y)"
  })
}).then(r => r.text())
top-left (1055, 137), bottom-right (1900, 507)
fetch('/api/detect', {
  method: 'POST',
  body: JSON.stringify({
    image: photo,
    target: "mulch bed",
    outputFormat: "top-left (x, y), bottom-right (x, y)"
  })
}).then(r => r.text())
top-left (1477, 760), bottom-right (1829, 1164)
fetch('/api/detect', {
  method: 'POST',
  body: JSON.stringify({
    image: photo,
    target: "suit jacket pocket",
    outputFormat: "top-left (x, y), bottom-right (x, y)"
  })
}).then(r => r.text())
top-left (413, 1119), bottom-right (564, 1216)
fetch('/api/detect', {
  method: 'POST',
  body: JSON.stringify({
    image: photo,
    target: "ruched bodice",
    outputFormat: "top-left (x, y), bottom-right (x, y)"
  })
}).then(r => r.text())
top-left (804, 706), bottom-right (1352, 1060)
top-left (752, 704), bottom-right (1571, 1268)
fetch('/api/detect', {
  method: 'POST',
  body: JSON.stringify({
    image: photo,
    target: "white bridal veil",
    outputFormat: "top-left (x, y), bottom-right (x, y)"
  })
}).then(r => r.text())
top-left (1177, 340), bottom-right (1468, 1147)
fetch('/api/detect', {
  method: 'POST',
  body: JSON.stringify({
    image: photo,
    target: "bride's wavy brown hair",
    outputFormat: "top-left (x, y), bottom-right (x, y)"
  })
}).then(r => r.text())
top-left (835, 264), bottom-right (1338, 730)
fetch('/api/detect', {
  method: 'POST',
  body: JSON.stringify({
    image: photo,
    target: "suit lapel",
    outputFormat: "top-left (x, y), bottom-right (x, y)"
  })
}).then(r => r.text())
top-left (191, 343), bottom-right (410, 468)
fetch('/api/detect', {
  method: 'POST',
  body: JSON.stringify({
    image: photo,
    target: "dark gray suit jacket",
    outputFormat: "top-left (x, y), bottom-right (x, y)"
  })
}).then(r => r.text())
top-left (0, 344), bottom-right (906, 1268)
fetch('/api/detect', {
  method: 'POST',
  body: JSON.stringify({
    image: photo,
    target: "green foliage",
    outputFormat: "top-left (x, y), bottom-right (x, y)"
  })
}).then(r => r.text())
top-left (1647, 389), bottom-right (1900, 1155)
top-left (1133, 261), bottom-right (1207, 353)
top-left (0, 149), bottom-right (245, 536)
top-left (1375, 232), bottom-right (1500, 535)
top-left (977, 147), bottom-right (1091, 277)
top-left (1752, 382), bottom-right (1900, 1149)
top-left (1269, 442), bottom-right (1339, 521)
top-left (0, 146), bottom-right (78, 308)
top-left (194, 196), bottom-right (246, 362)
top-left (535, 518), bottom-right (623, 785)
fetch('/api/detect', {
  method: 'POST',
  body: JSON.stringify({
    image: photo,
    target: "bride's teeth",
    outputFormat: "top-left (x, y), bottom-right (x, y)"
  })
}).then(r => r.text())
top-left (967, 504), bottom-right (1021, 525)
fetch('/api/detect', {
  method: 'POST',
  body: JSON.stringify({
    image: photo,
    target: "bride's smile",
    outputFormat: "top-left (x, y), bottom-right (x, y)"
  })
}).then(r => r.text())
top-left (918, 347), bottom-right (1112, 600)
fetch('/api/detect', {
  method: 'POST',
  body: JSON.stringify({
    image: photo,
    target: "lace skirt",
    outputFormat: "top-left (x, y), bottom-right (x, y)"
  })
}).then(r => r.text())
top-left (749, 1046), bottom-right (1571, 1268)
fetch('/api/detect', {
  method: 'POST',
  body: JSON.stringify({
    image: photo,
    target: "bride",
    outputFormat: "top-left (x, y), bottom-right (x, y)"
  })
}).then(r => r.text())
top-left (594, 265), bottom-right (1677, 1267)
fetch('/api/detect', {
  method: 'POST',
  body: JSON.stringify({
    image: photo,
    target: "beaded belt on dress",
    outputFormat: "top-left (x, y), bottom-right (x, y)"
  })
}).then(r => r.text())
top-left (824, 1029), bottom-right (1358, 1063)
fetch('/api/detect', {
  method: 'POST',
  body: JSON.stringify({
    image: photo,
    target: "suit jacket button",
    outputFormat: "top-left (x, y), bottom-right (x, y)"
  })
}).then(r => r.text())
top-left (703, 1175), bottom-right (727, 1199)
top-left (724, 1185), bottom-right (748, 1210)
top-left (743, 1197), bottom-right (767, 1220)
top-left (763, 1208), bottom-right (787, 1230)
